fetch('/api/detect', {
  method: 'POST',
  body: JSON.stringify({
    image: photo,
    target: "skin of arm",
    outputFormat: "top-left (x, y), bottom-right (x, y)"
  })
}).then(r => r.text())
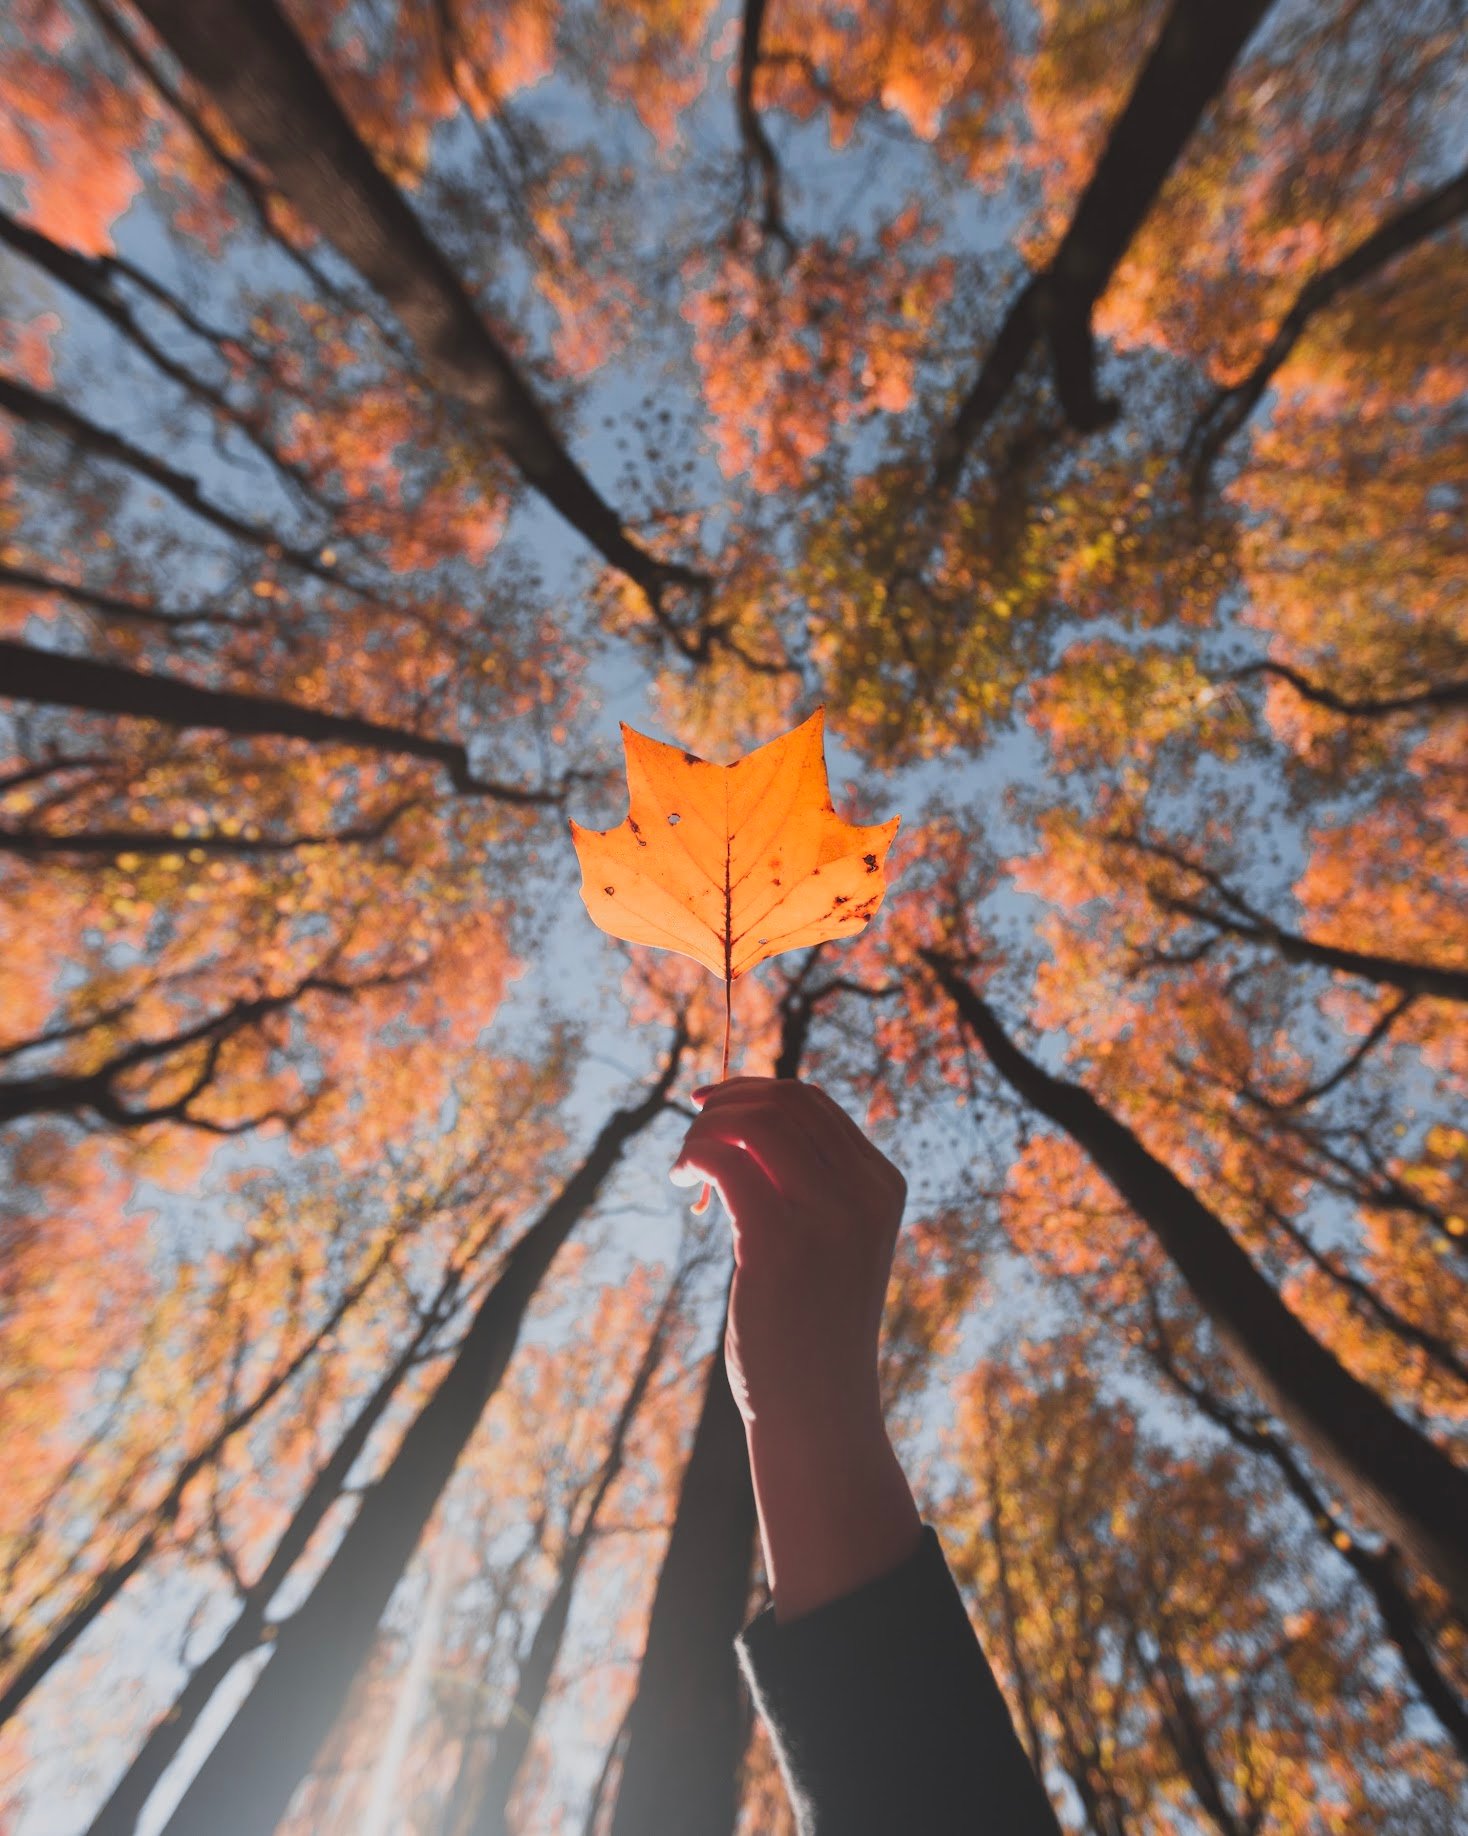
top-left (670, 1077), bottom-right (923, 1624)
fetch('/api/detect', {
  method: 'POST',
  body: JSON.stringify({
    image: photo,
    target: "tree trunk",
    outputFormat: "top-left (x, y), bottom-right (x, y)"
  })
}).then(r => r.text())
top-left (923, 953), bottom-right (1468, 1620)
top-left (1143, 1321), bottom-right (1468, 1760)
top-left (0, 639), bottom-right (558, 804)
top-left (934, 0), bottom-right (1277, 489)
top-left (0, 1204), bottom-right (412, 1728)
top-left (462, 1271), bottom-right (686, 1836)
top-left (130, 0), bottom-right (692, 606)
top-left (606, 982), bottom-right (812, 1836)
top-left (158, 1034), bottom-right (685, 1836)
top-left (605, 1316), bottom-right (757, 1836)
top-left (85, 1287), bottom-right (455, 1836)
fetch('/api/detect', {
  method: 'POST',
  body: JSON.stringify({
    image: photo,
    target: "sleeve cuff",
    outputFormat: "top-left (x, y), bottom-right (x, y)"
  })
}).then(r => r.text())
top-left (737, 1526), bottom-right (1061, 1835)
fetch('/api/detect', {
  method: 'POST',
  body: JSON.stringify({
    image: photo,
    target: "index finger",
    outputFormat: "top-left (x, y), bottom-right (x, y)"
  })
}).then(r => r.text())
top-left (693, 1075), bottom-right (780, 1108)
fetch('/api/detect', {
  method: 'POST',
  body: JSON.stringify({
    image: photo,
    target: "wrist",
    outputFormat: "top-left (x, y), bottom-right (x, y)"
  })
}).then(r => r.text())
top-left (745, 1412), bottom-right (922, 1624)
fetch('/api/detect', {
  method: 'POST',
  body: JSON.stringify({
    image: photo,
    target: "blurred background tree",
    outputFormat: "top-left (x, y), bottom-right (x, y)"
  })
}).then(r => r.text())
top-left (1, 0), bottom-right (1463, 1830)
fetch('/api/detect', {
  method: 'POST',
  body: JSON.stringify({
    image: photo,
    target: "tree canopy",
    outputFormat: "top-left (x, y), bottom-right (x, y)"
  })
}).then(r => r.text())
top-left (1, 1), bottom-right (1464, 1831)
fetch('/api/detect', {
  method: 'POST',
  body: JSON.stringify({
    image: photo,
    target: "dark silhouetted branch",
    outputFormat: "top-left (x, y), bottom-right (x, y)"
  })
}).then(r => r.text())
top-left (132, 0), bottom-right (707, 613)
top-left (1, 562), bottom-right (261, 634)
top-left (735, 0), bottom-right (792, 252)
top-left (1143, 1307), bottom-right (1468, 1758)
top-left (83, 1272), bottom-right (465, 1836)
top-left (0, 378), bottom-right (368, 598)
top-left (1188, 161), bottom-right (1468, 488)
top-left (0, 1175), bottom-right (425, 1727)
top-left (933, 0), bottom-right (1276, 493)
top-left (464, 1259), bottom-right (691, 1836)
top-left (923, 951), bottom-right (1468, 1620)
top-left (156, 1028), bottom-right (687, 1836)
top-left (1, 639), bottom-right (574, 804)
top-left (0, 966), bottom-right (397, 1130)
top-left (0, 208), bottom-right (335, 514)
top-left (1227, 658), bottom-right (1468, 719)
top-left (0, 800), bottom-right (419, 862)
top-left (1116, 833), bottom-right (1468, 1004)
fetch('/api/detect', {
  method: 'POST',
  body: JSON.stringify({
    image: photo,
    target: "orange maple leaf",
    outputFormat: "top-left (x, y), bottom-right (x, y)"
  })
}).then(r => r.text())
top-left (570, 708), bottom-right (900, 1070)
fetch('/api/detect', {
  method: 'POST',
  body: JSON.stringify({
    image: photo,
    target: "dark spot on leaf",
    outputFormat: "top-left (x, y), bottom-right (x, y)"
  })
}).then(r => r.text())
top-left (682, 750), bottom-right (700, 765)
top-left (863, 853), bottom-right (878, 872)
top-left (833, 894), bottom-right (850, 906)
top-left (772, 877), bottom-right (781, 886)
top-left (667, 812), bottom-right (681, 825)
top-left (628, 818), bottom-right (647, 847)
top-left (604, 885), bottom-right (615, 895)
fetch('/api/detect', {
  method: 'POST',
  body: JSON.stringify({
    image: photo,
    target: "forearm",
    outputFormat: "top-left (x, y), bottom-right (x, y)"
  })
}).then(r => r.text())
top-left (747, 1408), bottom-right (923, 1624)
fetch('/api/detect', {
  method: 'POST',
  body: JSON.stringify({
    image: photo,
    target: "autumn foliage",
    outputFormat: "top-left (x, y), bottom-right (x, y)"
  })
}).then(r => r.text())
top-left (1, 0), bottom-right (1464, 1831)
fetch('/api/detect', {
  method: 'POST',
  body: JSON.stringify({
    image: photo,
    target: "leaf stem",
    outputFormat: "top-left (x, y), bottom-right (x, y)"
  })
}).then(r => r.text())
top-left (694, 976), bottom-right (733, 1217)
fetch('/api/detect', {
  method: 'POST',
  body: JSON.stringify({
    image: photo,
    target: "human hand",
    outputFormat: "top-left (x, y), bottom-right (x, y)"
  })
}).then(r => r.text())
top-left (670, 1076), bottom-right (906, 1436)
top-left (670, 1077), bottom-right (920, 1620)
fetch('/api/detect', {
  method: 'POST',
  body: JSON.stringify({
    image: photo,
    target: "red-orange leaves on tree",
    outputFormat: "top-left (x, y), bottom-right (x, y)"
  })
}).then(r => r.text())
top-left (683, 211), bottom-right (953, 492)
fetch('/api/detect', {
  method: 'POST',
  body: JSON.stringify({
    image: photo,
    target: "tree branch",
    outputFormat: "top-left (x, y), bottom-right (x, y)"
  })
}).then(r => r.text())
top-left (0, 1182), bottom-right (427, 1727)
top-left (0, 377), bottom-right (371, 599)
top-left (0, 800), bottom-right (418, 861)
top-left (1227, 657), bottom-right (1468, 719)
top-left (1187, 160), bottom-right (1468, 489)
top-left (0, 208), bottom-right (336, 515)
top-left (1142, 1307), bottom-right (1468, 1757)
top-left (735, 0), bottom-right (792, 253)
top-left (0, 639), bottom-right (576, 804)
top-left (0, 561), bottom-right (261, 634)
top-left (131, 0), bottom-right (707, 610)
top-left (921, 950), bottom-right (1468, 1619)
top-left (1115, 832), bottom-right (1468, 1003)
top-left (153, 1026), bottom-right (688, 1836)
top-left (932, 0), bottom-right (1276, 493)
top-left (0, 964), bottom-right (404, 1129)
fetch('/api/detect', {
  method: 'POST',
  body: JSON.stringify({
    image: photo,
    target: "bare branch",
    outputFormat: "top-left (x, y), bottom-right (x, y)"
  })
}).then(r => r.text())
top-left (0, 798), bottom-right (421, 861)
top-left (1115, 832), bottom-right (1468, 1004)
top-left (1, 561), bottom-right (261, 634)
top-left (735, 0), bottom-right (793, 253)
top-left (0, 208), bottom-right (337, 515)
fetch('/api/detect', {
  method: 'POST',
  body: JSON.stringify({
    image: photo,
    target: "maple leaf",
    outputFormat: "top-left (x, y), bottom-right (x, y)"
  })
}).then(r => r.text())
top-left (570, 708), bottom-right (900, 1068)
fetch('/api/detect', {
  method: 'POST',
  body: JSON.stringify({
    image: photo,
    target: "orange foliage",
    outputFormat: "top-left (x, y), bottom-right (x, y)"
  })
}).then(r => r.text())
top-left (684, 212), bottom-right (953, 491)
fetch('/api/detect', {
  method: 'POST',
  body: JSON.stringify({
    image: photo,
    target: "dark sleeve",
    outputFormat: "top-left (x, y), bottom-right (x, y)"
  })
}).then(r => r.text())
top-left (736, 1526), bottom-right (1063, 1836)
